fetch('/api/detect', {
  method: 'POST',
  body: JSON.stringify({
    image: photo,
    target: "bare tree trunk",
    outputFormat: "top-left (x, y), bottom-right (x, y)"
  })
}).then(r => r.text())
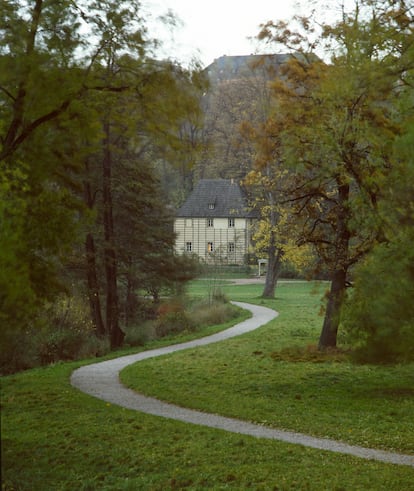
top-left (262, 187), bottom-right (284, 297)
top-left (318, 182), bottom-right (350, 349)
top-left (83, 172), bottom-right (105, 337)
top-left (85, 232), bottom-right (105, 336)
top-left (102, 120), bottom-right (124, 348)
top-left (262, 232), bottom-right (283, 298)
top-left (318, 268), bottom-right (347, 349)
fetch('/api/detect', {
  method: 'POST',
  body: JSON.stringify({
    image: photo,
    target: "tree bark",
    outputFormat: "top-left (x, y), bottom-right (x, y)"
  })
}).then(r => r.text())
top-left (262, 231), bottom-right (283, 298)
top-left (85, 233), bottom-right (105, 336)
top-left (318, 267), bottom-right (347, 349)
top-left (83, 164), bottom-right (105, 337)
top-left (318, 181), bottom-right (350, 349)
top-left (102, 120), bottom-right (124, 348)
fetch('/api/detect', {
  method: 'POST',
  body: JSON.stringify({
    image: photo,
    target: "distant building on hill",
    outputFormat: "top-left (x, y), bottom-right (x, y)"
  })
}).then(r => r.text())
top-left (204, 53), bottom-right (293, 84)
top-left (174, 179), bottom-right (257, 264)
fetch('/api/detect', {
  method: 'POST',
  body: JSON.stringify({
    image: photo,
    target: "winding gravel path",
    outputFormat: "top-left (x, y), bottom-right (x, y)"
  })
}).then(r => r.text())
top-left (71, 301), bottom-right (414, 468)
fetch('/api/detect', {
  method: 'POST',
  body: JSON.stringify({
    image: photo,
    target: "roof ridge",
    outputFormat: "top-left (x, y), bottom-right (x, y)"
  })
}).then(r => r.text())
top-left (176, 179), bottom-right (258, 218)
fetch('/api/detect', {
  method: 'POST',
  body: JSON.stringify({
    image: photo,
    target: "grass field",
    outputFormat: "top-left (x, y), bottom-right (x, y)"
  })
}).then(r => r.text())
top-left (2, 280), bottom-right (414, 490)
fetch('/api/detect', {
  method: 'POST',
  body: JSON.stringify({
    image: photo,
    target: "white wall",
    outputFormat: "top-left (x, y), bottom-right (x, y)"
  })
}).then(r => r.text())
top-left (174, 217), bottom-right (254, 264)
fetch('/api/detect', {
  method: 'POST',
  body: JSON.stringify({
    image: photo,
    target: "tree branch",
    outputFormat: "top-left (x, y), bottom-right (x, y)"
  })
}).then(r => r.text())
top-left (0, 98), bottom-right (72, 162)
top-left (0, 86), bottom-right (16, 102)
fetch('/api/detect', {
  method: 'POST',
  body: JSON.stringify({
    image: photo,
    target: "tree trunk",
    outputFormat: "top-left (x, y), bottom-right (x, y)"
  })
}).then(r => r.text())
top-left (102, 120), bottom-right (124, 348)
top-left (318, 181), bottom-right (350, 349)
top-left (262, 232), bottom-right (283, 298)
top-left (85, 232), bottom-right (105, 337)
top-left (318, 268), bottom-right (347, 349)
top-left (83, 170), bottom-right (105, 337)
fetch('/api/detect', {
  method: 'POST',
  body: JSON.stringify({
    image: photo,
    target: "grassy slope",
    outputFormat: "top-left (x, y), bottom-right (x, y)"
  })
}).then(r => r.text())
top-left (2, 281), bottom-right (414, 490)
top-left (122, 282), bottom-right (414, 455)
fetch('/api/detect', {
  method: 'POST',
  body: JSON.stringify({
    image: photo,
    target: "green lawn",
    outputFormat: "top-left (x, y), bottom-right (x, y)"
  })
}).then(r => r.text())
top-left (122, 281), bottom-right (414, 455)
top-left (2, 280), bottom-right (414, 490)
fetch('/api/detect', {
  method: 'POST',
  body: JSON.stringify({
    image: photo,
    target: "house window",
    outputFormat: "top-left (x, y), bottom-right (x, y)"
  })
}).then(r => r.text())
top-left (228, 242), bottom-right (235, 253)
top-left (208, 203), bottom-right (215, 209)
top-left (186, 242), bottom-right (192, 252)
top-left (228, 218), bottom-right (235, 227)
top-left (207, 242), bottom-right (214, 252)
top-left (207, 218), bottom-right (214, 227)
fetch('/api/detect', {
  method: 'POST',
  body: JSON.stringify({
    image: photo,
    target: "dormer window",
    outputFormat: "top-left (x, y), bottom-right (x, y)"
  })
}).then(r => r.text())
top-left (208, 203), bottom-right (215, 209)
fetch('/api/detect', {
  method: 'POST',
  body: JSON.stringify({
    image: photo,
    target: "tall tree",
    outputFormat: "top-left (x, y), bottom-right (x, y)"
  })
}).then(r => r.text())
top-left (81, 54), bottom-right (205, 346)
top-left (0, 0), bottom-right (99, 337)
top-left (342, 66), bottom-right (414, 362)
top-left (0, 1), bottom-right (123, 324)
top-left (242, 106), bottom-right (292, 299)
top-left (256, 0), bottom-right (414, 348)
top-left (241, 54), bottom-right (321, 298)
top-left (0, 0), bottom-right (204, 350)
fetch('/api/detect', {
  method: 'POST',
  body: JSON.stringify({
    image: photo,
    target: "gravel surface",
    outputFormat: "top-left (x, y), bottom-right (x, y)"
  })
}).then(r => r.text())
top-left (71, 301), bottom-right (414, 468)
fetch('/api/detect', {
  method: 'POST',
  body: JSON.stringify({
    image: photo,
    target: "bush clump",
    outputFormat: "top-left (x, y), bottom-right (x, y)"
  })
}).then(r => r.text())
top-left (155, 311), bottom-right (194, 338)
top-left (342, 234), bottom-right (414, 364)
top-left (0, 295), bottom-right (110, 374)
top-left (189, 300), bottom-right (240, 328)
top-left (154, 299), bottom-right (194, 338)
top-left (124, 321), bottom-right (155, 347)
top-left (35, 296), bottom-right (109, 364)
top-left (126, 296), bottom-right (241, 341)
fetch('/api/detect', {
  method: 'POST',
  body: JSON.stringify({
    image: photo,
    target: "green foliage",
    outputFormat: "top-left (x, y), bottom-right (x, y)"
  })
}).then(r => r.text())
top-left (189, 300), bottom-right (240, 327)
top-left (155, 310), bottom-right (193, 338)
top-left (0, 327), bottom-right (39, 375)
top-left (0, 0), bottom-right (100, 337)
top-left (342, 93), bottom-right (414, 364)
top-left (0, 0), bottom-right (205, 350)
top-left (125, 296), bottom-right (240, 342)
top-left (250, 1), bottom-right (414, 346)
top-left (0, 295), bottom-right (110, 374)
top-left (0, 166), bottom-right (36, 335)
top-left (123, 321), bottom-right (155, 347)
top-left (343, 232), bottom-right (414, 364)
top-left (35, 296), bottom-right (109, 365)
top-left (154, 299), bottom-right (193, 337)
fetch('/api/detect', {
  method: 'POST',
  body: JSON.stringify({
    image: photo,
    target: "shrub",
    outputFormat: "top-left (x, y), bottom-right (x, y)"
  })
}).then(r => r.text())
top-left (0, 327), bottom-right (40, 374)
top-left (155, 311), bottom-right (193, 338)
top-left (124, 321), bottom-right (155, 347)
top-left (342, 234), bottom-right (414, 364)
top-left (0, 294), bottom-right (111, 374)
top-left (189, 301), bottom-right (239, 328)
top-left (211, 287), bottom-right (228, 304)
top-left (35, 295), bottom-right (107, 364)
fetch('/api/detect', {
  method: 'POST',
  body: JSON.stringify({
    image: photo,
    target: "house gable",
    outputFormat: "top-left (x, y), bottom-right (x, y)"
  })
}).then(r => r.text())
top-left (176, 179), bottom-right (257, 219)
top-left (175, 179), bottom-right (257, 264)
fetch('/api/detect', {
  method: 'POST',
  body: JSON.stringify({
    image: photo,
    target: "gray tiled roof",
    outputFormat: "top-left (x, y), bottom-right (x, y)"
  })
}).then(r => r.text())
top-left (177, 179), bottom-right (257, 218)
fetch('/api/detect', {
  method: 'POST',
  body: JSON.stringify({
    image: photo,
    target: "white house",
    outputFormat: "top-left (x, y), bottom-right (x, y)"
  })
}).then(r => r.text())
top-left (174, 179), bottom-right (257, 264)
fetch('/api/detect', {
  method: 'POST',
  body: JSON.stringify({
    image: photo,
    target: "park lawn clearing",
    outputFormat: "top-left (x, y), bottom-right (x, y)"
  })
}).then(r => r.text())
top-left (2, 362), bottom-right (414, 491)
top-left (122, 281), bottom-right (414, 455)
top-left (2, 281), bottom-right (414, 490)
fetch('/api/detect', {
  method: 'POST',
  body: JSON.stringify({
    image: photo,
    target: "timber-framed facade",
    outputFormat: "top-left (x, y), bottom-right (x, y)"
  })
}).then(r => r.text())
top-left (174, 179), bottom-right (257, 264)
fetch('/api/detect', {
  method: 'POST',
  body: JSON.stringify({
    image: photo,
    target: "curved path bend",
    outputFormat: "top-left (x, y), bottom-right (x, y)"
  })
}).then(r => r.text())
top-left (71, 301), bottom-right (414, 468)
